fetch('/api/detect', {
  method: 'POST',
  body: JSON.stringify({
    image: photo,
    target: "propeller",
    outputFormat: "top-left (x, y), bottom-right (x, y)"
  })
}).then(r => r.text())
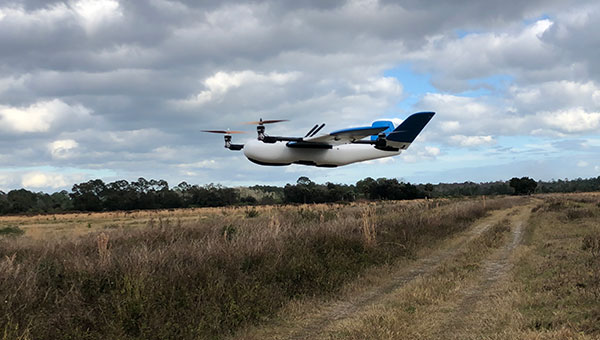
top-left (202, 130), bottom-right (245, 150)
top-left (244, 118), bottom-right (289, 125)
top-left (243, 118), bottom-right (288, 140)
top-left (201, 130), bottom-right (245, 134)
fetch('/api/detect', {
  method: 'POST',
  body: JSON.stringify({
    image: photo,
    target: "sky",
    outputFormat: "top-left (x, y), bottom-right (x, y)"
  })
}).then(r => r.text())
top-left (1, 0), bottom-right (600, 192)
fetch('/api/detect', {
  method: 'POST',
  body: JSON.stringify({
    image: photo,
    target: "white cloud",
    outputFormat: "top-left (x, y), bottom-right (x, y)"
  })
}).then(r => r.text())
top-left (107, 128), bottom-right (168, 146)
top-left (0, 1), bottom-right (122, 34)
top-left (401, 145), bottom-right (441, 163)
top-left (449, 135), bottom-right (495, 147)
top-left (22, 172), bottom-right (68, 189)
top-left (0, 99), bottom-right (91, 134)
top-left (177, 160), bottom-right (220, 169)
top-left (420, 93), bottom-right (490, 120)
top-left (71, 0), bottom-right (123, 33)
top-left (510, 80), bottom-right (600, 111)
top-left (49, 139), bottom-right (79, 159)
top-left (425, 146), bottom-right (441, 156)
top-left (420, 80), bottom-right (600, 141)
top-left (183, 70), bottom-right (301, 106)
top-left (407, 19), bottom-right (557, 91)
top-left (364, 156), bottom-right (397, 165)
top-left (440, 121), bottom-right (460, 132)
top-left (352, 77), bottom-right (402, 96)
top-left (540, 107), bottom-right (600, 133)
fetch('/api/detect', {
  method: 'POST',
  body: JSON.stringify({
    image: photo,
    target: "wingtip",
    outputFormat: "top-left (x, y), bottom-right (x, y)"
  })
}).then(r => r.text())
top-left (412, 111), bottom-right (435, 117)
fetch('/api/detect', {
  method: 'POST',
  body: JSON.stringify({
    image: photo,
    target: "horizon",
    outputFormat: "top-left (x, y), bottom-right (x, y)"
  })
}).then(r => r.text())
top-left (3, 174), bottom-right (598, 195)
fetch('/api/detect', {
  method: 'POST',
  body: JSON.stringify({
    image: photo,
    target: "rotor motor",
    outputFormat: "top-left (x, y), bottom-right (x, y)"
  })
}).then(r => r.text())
top-left (257, 125), bottom-right (266, 140)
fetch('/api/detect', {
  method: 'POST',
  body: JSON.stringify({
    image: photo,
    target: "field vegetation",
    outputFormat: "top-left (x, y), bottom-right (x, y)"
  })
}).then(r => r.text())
top-left (287, 193), bottom-right (600, 340)
top-left (1, 196), bottom-right (519, 340)
top-left (515, 193), bottom-right (600, 336)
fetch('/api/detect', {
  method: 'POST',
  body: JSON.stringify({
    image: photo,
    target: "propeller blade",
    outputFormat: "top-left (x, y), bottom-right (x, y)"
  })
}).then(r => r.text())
top-left (202, 130), bottom-right (246, 134)
top-left (244, 119), bottom-right (289, 125)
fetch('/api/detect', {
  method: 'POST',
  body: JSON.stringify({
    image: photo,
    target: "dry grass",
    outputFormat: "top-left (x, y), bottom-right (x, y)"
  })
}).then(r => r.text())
top-left (316, 193), bottom-right (600, 340)
top-left (361, 204), bottom-right (377, 247)
top-left (1, 196), bottom-right (520, 340)
top-left (325, 215), bottom-right (518, 340)
top-left (514, 194), bottom-right (600, 336)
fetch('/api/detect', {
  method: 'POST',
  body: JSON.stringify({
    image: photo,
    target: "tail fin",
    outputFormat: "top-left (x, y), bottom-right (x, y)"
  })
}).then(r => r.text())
top-left (386, 111), bottom-right (435, 148)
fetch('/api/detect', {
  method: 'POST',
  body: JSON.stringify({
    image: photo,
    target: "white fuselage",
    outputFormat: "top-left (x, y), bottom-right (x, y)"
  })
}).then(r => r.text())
top-left (243, 139), bottom-right (401, 167)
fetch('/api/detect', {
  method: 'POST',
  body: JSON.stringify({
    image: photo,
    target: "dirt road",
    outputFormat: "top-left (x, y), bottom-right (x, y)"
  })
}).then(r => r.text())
top-left (236, 203), bottom-right (533, 339)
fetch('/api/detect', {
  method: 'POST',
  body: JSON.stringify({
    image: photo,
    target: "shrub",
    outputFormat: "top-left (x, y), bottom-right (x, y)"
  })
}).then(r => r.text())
top-left (0, 226), bottom-right (24, 236)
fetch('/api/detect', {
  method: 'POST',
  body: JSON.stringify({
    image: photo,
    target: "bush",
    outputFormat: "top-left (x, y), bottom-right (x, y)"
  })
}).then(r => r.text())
top-left (0, 226), bottom-right (24, 236)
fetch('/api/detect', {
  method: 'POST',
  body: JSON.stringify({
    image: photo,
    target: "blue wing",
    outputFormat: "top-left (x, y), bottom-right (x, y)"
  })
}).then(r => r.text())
top-left (303, 126), bottom-right (388, 145)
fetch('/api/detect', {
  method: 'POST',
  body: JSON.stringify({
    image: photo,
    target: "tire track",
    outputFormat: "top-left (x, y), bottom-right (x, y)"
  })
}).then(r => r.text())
top-left (429, 205), bottom-right (531, 339)
top-left (283, 207), bottom-right (519, 340)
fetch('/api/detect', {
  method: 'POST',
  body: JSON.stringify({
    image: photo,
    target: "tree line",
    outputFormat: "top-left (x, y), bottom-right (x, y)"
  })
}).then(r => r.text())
top-left (1, 175), bottom-right (599, 215)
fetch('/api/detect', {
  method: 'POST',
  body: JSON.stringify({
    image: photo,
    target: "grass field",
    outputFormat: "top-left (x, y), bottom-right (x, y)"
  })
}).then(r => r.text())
top-left (1, 194), bottom-right (598, 339)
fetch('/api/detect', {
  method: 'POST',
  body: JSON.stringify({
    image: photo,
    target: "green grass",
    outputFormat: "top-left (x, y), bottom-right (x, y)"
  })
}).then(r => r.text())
top-left (0, 226), bottom-right (24, 236)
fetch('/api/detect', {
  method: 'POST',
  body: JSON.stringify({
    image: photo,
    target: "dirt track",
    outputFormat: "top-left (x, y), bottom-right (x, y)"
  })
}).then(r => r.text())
top-left (428, 206), bottom-right (530, 339)
top-left (237, 203), bottom-right (533, 339)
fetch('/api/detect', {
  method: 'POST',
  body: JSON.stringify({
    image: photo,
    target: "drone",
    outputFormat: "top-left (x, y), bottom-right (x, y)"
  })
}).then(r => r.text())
top-left (203, 111), bottom-right (435, 167)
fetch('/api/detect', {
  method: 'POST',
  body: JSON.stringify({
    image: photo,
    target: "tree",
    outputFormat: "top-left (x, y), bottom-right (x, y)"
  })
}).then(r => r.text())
top-left (509, 177), bottom-right (537, 195)
top-left (6, 189), bottom-right (37, 213)
top-left (50, 191), bottom-right (73, 211)
top-left (356, 177), bottom-right (376, 199)
top-left (70, 179), bottom-right (106, 211)
top-left (0, 191), bottom-right (8, 214)
top-left (174, 181), bottom-right (193, 207)
top-left (296, 176), bottom-right (312, 186)
top-left (104, 180), bottom-right (136, 210)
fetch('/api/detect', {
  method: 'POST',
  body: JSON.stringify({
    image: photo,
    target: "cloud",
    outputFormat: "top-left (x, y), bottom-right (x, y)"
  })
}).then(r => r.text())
top-left (0, 99), bottom-right (92, 134)
top-left (540, 107), bottom-right (600, 133)
top-left (407, 19), bottom-right (557, 91)
top-left (49, 139), bottom-right (79, 159)
top-left (449, 135), bottom-right (496, 147)
top-left (177, 160), bottom-right (220, 169)
top-left (401, 144), bottom-right (441, 163)
top-left (509, 80), bottom-right (600, 112)
top-left (440, 121), bottom-right (460, 132)
top-left (22, 171), bottom-right (69, 189)
top-left (181, 70), bottom-right (301, 106)
top-left (425, 146), bottom-right (441, 156)
top-left (419, 80), bottom-right (600, 141)
top-left (352, 77), bottom-right (402, 96)
top-left (541, 5), bottom-right (600, 80)
top-left (71, 0), bottom-right (123, 33)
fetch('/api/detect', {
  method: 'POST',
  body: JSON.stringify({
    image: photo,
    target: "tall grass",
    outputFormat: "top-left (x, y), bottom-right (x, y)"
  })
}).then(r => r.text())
top-left (517, 194), bottom-right (600, 335)
top-left (0, 197), bottom-right (519, 339)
